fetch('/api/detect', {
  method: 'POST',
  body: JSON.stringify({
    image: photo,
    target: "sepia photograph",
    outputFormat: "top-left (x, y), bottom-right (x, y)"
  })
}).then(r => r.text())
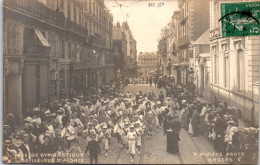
top-left (2, 0), bottom-right (259, 164)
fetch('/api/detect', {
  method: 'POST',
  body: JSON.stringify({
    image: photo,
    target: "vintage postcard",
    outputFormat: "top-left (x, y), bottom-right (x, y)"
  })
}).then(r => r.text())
top-left (2, 0), bottom-right (259, 164)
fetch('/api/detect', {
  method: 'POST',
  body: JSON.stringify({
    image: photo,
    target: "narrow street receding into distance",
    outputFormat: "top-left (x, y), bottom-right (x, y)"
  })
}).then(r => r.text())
top-left (76, 84), bottom-right (224, 164)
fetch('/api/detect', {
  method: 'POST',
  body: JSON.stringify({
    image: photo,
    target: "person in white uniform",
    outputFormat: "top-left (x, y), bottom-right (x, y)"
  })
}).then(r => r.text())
top-left (127, 125), bottom-right (137, 163)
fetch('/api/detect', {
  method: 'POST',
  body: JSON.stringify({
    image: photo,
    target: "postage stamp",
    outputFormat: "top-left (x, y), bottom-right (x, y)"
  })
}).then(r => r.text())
top-left (219, 1), bottom-right (260, 37)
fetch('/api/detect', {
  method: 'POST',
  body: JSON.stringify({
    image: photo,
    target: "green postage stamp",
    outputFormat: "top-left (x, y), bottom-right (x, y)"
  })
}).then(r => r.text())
top-left (220, 1), bottom-right (260, 37)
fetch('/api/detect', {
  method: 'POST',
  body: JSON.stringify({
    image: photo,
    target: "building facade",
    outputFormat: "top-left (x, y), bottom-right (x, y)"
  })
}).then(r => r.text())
top-left (3, 0), bottom-right (114, 123)
top-left (113, 22), bottom-right (127, 79)
top-left (177, 0), bottom-right (209, 85)
top-left (191, 29), bottom-right (210, 98)
top-left (121, 22), bottom-right (138, 78)
top-left (137, 52), bottom-right (158, 74)
top-left (167, 10), bottom-right (180, 82)
top-left (209, 0), bottom-right (259, 126)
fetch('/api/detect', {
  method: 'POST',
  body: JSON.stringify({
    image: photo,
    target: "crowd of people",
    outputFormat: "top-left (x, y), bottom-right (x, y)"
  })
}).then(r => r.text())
top-left (156, 76), bottom-right (259, 164)
top-left (3, 79), bottom-right (180, 164)
top-left (3, 75), bottom-right (259, 164)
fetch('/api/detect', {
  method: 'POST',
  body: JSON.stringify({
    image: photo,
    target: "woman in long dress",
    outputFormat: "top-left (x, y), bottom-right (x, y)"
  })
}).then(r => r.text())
top-left (166, 115), bottom-right (181, 154)
top-left (165, 116), bottom-right (173, 153)
top-left (179, 108), bottom-right (188, 129)
top-left (171, 115), bottom-right (181, 154)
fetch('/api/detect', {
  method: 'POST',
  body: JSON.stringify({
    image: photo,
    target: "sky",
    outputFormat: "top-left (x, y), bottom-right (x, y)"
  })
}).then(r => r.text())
top-left (104, 0), bottom-right (178, 55)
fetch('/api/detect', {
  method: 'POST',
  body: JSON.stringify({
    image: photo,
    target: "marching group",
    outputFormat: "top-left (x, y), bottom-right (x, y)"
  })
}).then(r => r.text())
top-left (3, 76), bottom-right (259, 164)
top-left (3, 79), bottom-right (180, 164)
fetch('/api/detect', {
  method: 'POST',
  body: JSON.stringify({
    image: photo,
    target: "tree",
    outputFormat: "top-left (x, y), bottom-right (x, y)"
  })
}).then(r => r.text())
top-left (157, 27), bottom-right (169, 57)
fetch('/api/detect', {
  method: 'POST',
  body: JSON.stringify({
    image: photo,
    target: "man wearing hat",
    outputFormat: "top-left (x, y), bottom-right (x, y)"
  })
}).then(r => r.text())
top-left (213, 113), bottom-right (226, 155)
top-left (171, 115), bottom-right (181, 154)
top-left (85, 133), bottom-right (101, 164)
top-left (159, 91), bottom-right (165, 104)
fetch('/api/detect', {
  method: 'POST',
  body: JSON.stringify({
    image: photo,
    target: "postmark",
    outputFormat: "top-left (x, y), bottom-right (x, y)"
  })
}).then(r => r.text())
top-left (219, 1), bottom-right (260, 37)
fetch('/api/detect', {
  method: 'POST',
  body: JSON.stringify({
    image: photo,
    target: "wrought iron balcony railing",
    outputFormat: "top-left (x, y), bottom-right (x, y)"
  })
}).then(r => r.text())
top-left (4, 0), bottom-right (65, 27)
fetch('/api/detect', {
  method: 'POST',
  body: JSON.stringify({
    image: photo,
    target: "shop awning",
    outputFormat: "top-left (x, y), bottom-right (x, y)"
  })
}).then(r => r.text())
top-left (34, 29), bottom-right (50, 47)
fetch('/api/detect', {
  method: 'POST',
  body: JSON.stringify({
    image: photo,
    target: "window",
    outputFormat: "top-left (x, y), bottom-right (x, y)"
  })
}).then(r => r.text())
top-left (61, 40), bottom-right (65, 59)
top-left (214, 53), bottom-right (219, 84)
top-left (237, 49), bottom-right (245, 91)
top-left (74, 7), bottom-right (77, 23)
top-left (68, 2), bottom-right (71, 19)
top-left (186, 22), bottom-right (188, 37)
top-left (79, 11), bottom-right (82, 25)
top-left (7, 24), bottom-right (18, 54)
top-left (89, 0), bottom-right (92, 13)
top-left (186, 3), bottom-right (188, 15)
top-left (68, 42), bottom-right (71, 59)
top-left (93, 2), bottom-right (95, 16)
top-left (224, 53), bottom-right (229, 87)
top-left (49, 34), bottom-right (57, 57)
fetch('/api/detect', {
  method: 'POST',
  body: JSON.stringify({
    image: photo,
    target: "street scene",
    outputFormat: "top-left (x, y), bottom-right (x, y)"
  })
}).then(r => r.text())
top-left (2, 0), bottom-right (259, 164)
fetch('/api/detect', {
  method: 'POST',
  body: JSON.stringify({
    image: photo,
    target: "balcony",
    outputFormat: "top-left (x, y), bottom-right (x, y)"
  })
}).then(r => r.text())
top-left (179, 10), bottom-right (188, 25)
top-left (65, 19), bottom-right (88, 38)
top-left (73, 57), bottom-right (105, 70)
top-left (4, 0), bottom-right (65, 28)
top-left (89, 33), bottom-right (106, 47)
top-left (25, 45), bottom-right (51, 56)
top-left (178, 35), bottom-right (190, 48)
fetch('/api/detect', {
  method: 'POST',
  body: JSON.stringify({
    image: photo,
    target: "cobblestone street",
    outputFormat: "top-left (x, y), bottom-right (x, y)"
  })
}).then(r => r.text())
top-left (78, 84), bottom-right (225, 164)
top-left (3, 0), bottom-right (259, 164)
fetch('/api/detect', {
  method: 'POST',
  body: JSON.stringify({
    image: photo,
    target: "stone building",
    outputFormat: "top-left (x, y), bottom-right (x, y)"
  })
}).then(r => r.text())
top-left (3, 0), bottom-right (113, 123)
top-left (121, 22), bottom-right (138, 78)
top-left (113, 22), bottom-right (127, 79)
top-left (137, 52), bottom-right (158, 74)
top-left (191, 29), bottom-right (210, 98)
top-left (209, 0), bottom-right (259, 126)
top-left (177, 0), bottom-right (209, 85)
top-left (167, 10), bottom-right (181, 82)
